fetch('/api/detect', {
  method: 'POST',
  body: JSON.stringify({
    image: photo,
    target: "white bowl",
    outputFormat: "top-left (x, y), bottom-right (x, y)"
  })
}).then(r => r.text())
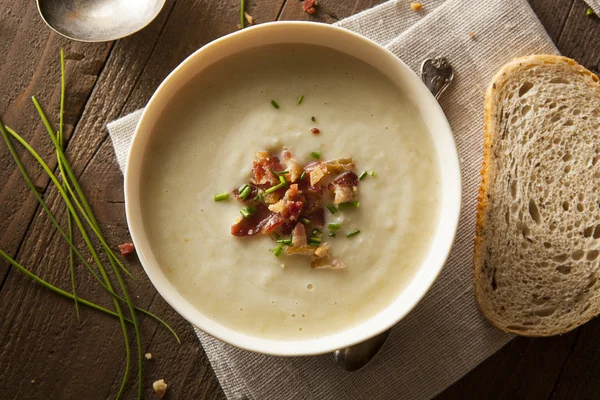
top-left (125, 21), bottom-right (462, 356)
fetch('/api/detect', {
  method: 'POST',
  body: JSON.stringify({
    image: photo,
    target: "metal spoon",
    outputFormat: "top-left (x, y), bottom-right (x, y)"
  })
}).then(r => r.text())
top-left (36, 0), bottom-right (166, 42)
top-left (333, 56), bottom-right (454, 372)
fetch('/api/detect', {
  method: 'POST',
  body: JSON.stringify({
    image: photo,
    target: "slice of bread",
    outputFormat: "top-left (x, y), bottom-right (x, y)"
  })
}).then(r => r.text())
top-left (475, 55), bottom-right (600, 336)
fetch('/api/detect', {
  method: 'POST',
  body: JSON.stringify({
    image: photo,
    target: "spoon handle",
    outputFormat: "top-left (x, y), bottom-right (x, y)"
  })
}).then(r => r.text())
top-left (332, 57), bottom-right (454, 372)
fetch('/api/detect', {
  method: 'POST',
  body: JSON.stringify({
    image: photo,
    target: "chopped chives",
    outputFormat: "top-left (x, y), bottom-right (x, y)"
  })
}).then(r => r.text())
top-left (300, 170), bottom-right (307, 180)
top-left (311, 228), bottom-right (321, 236)
top-left (240, 206), bottom-right (256, 219)
top-left (271, 100), bottom-right (280, 109)
top-left (346, 229), bottom-right (361, 238)
top-left (272, 243), bottom-right (284, 257)
top-left (311, 116), bottom-right (316, 122)
top-left (338, 201), bottom-right (360, 209)
top-left (239, 186), bottom-right (252, 200)
top-left (328, 232), bottom-right (336, 238)
top-left (371, 171), bottom-right (376, 177)
top-left (277, 239), bottom-right (293, 246)
top-left (358, 171), bottom-right (368, 180)
top-left (310, 151), bottom-right (321, 160)
top-left (239, 183), bottom-right (249, 193)
top-left (309, 237), bottom-right (321, 244)
top-left (328, 223), bottom-right (341, 231)
top-left (277, 170), bottom-right (289, 175)
top-left (300, 217), bottom-right (311, 225)
top-left (327, 204), bottom-right (338, 214)
top-left (269, 168), bottom-right (279, 178)
top-left (253, 191), bottom-right (264, 201)
top-left (272, 232), bottom-right (281, 240)
top-left (214, 193), bottom-right (229, 201)
top-left (265, 181), bottom-right (286, 194)
top-left (309, 242), bottom-right (319, 247)
top-left (297, 95), bottom-right (304, 105)
top-left (279, 175), bottom-right (286, 184)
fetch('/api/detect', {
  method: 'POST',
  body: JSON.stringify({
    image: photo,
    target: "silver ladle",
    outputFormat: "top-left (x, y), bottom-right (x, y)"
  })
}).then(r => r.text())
top-left (36, 0), bottom-right (166, 42)
top-left (333, 56), bottom-right (454, 372)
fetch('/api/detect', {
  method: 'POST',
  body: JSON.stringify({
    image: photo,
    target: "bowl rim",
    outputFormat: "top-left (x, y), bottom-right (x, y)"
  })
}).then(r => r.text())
top-left (125, 21), bottom-right (462, 356)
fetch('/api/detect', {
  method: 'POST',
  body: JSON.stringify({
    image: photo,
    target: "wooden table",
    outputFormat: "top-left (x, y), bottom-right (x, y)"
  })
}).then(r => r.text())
top-left (1, 1), bottom-right (599, 398)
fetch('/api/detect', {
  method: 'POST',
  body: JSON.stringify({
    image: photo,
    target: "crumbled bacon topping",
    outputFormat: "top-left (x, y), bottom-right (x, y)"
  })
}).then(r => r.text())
top-left (303, 0), bottom-right (318, 14)
top-left (119, 242), bottom-right (135, 256)
top-left (230, 149), bottom-right (359, 269)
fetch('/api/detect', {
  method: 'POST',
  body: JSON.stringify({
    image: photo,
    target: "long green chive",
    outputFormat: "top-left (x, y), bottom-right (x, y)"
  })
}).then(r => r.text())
top-left (301, 217), bottom-right (311, 225)
top-left (329, 232), bottom-right (336, 238)
top-left (279, 175), bottom-right (286, 184)
top-left (0, 122), bottom-right (179, 344)
top-left (300, 170), bottom-right (307, 180)
top-left (265, 181), bottom-right (286, 194)
top-left (310, 151), bottom-right (321, 160)
top-left (214, 192), bottom-right (229, 201)
top-left (346, 229), bottom-right (361, 238)
top-left (327, 204), bottom-right (338, 214)
top-left (277, 239), bottom-right (293, 246)
top-left (297, 95), bottom-right (304, 105)
top-left (239, 183), bottom-right (249, 193)
top-left (269, 168), bottom-right (279, 179)
top-left (240, 0), bottom-right (245, 28)
top-left (272, 232), bottom-right (281, 240)
top-left (309, 242), bottom-right (319, 247)
top-left (239, 186), bottom-right (252, 200)
top-left (338, 201), bottom-right (360, 210)
top-left (277, 170), bottom-right (289, 175)
top-left (328, 223), bottom-right (341, 231)
top-left (309, 237), bottom-right (321, 244)
top-left (358, 171), bottom-right (368, 180)
top-left (272, 243), bottom-right (284, 257)
top-left (271, 100), bottom-right (280, 109)
top-left (240, 206), bottom-right (256, 218)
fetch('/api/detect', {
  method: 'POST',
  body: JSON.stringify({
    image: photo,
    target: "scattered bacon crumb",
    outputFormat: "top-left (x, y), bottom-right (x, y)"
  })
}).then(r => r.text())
top-left (303, 0), bottom-right (318, 14)
top-left (244, 11), bottom-right (254, 25)
top-left (410, 2), bottom-right (423, 11)
top-left (119, 242), bottom-right (135, 256)
top-left (311, 128), bottom-right (320, 135)
top-left (468, 32), bottom-right (476, 40)
top-left (251, 151), bottom-right (284, 185)
top-left (152, 379), bottom-right (168, 399)
top-left (282, 149), bottom-right (303, 182)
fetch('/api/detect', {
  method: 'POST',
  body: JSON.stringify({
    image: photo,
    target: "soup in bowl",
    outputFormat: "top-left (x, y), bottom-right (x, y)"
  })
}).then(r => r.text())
top-left (125, 22), bottom-right (461, 356)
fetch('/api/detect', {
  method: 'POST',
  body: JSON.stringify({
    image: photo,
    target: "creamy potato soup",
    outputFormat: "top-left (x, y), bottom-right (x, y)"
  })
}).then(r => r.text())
top-left (140, 44), bottom-right (440, 340)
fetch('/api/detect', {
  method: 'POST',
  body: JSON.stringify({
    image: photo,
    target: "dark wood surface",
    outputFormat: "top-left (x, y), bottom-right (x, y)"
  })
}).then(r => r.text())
top-left (1, 0), bottom-right (599, 399)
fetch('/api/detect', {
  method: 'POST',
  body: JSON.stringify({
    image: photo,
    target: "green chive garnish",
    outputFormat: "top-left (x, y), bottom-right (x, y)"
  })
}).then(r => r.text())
top-left (273, 232), bottom-right (281, 240)
top-left (586, 7), bottom-right (595, 16)
top-left (239, 183), bottom-right (249, 192)
top-left (240, 206), bottom-right (256, 218)
top-left (279, 175), bottom-right (286, 184)
top-left (272, 243), bottom-right (284, 257)
top-left (300, 217), bottom-right (311, 225)
top-left (338, 201), bottom-right (360, 210)
top-left (214, 193), bottom-right (229, 201)
top-left (312, 228), bottom-right (321, 236)
top-left (271, 100), bottom-right (280, 109)
top-left (327, 204), bottom-right (338, 214)
top-left (346, 229), bottom-right (361, 238)
top-left (297, 95), bottom-right (304, 105)
top-left (329, 232), bottom-right (336, 238)
top-left (277, 239), bottom-right (293, 246)
top-left (300, 170), bottom-right (307, 180)
top-left (311, 116), bottom-right (316, 122)
top-left (309, 237), bottom-right (321, 244)
top-left (253, 191), bottom-right (264, 201)
top-left (358, 171), bottom-right (368, 180)
top-left (265, 181), bottom-right (286, 194)
top-left (328, 223), bottom-right (341, 231)
top-left (310, 151), bottom-right (321, 160)
top-left (269, 168), bottom-right (279, 179)
top-left (371, 171), bottom-right (376, 177)
top-left (309, 242), bottom-right (319, 247)
top-left (239, 186), bottom-right (252, 200)
top-left (278, 170), bottom-right (289, 175)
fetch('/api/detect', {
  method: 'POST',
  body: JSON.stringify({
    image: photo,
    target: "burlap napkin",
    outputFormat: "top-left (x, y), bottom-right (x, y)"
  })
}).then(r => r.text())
top-left (108, 0), bottom-right (561, 398)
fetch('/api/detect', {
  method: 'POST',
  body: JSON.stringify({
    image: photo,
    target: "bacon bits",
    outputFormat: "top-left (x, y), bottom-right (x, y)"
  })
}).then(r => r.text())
top-left (311, 128), bottom-right (320, 135)
top-left (251, 151), bottom-right (284, 186)
top-left (331, 171), bottom-right (359, 204)
top-left (119, 242), bottom-right (135, 256)
top-left (303, 0), bottom-right (318, 14)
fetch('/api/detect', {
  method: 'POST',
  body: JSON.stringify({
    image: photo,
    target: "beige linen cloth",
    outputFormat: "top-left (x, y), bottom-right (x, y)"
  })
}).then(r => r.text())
top-left (107, 0), bottom-right (563, 398)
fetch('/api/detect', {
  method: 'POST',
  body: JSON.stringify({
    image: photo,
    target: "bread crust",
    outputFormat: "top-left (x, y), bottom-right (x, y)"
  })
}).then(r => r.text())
top-left (474, 55), bottom-right (600, 336)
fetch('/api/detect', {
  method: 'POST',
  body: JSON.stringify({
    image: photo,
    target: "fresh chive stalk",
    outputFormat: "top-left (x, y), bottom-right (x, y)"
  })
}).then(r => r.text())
top-left (240, 206), bottom-right (256, 218)
top-left (239, 185), bottom-right (252, 200)
top-left (300, 217), bottom-right (311, 225)
top-left (300, 170), bottom-right (307, 180)
top-left (310, 151), bottom-right (321, 160)
top-left (371, 171), bottom-right (376, 177)
top-left (271, 100), bottom-right (280, 109)
top-left (279, 175), bottom-right (286, 184)
top-left (327, 204), bottom-right (338, 214)
top-left (272, 232), bottom-right (281, 240)
top-left (214, 192), bottom-right (229, 201)
top-left (297, 95), bottom-right (304, 105)
top-left (346, 229), bottom-right (361, 238)
top-left (309, 237), bottom-right (321, 244)
top-left (338, 201), bottom-right (360, 210)
top-left (272, 243), bottom-right (284, 257)
top-left (265, 182), bottom-right (286, 194)
top-left (328, 223), bottom-right (341, 231)
top-left (240, 0), bottom-right (246, 28)
top-left (358, 171), bottom-right (368, 180)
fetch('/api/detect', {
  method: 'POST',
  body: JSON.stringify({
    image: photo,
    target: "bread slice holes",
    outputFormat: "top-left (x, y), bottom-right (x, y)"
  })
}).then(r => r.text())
top-left (594, 224), bottom-right (600, 239)
top-left (577, 203), bottom-right (584, 212)
top-left (556, 265), bottom-right (572, 274)
top-left (531, 296), bottom-right (549, 305)
top-left (584, 226), bottom-right (595, 238)
top-left (534, 306), bottom-right (557, 317)
top-left (586, 278), bottom-right (598, 289)
top-left (549, 77), bottom-right (570, 84)
top-left (587, 250), bottom-right (599, 261)
top-left (554, 254), bottom-right (569, 263)
top-left (593, 156), bottom-right (600, 166)
top-left (572, 250), bottom-right (585, 261)
top-left (563, 119), bottom-right (574, 126)
top-left (510, 180), bottom-right (518, 199)
top-left (518, 81), bottom-right (534, 97)
top-left (491, 268), bottom-right (498, 291)
top-left (564, 165), bottom-right (571, 173)
top-left (544, 242), bottom-right (552, 248)
top-left (528, 199), bottom-right (541, 223)
top-left (595, 171), bottom-right (600, 179)
top-left (551, 114), bottom-right (562, 123)
top-left (521, 105), bottom-right (532, 116)
top-left (549, 102), bottom-right (557, 109)
top-left (563, 152), bottom-right (573, 162)
top-left (550, 222), bottom-right (557, 231)
top-left (578, 193), bottom-right (585, 201)
top-left (563, 201), bottom-right (570, 211)
top-left (505, 211), bottom-right (510, 225)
